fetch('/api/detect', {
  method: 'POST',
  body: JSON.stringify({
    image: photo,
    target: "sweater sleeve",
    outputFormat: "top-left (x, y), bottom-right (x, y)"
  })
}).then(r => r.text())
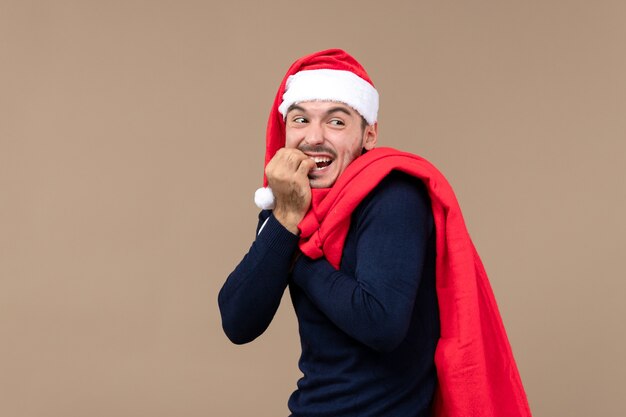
top-left (218, 212), bottom-right (300, 344)
top-left (291, 173), bottom-right (434, 352)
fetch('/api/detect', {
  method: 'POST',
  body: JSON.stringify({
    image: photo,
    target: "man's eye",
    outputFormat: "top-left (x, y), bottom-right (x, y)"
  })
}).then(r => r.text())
top-left (329, 119), bottom-right (345, 126)
top-left (293, 117), bottom-right (307, 123)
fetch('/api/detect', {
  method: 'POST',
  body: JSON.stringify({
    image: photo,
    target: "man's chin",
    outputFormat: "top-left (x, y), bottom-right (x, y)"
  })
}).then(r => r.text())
top-left (308, 166), bottom-right (342, 188)
top-left (308, 176), bottom-right (336, 189)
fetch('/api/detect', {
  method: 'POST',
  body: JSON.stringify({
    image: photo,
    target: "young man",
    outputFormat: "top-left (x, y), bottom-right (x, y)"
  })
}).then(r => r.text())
top-left (218, 49), bottom-right (531, 417)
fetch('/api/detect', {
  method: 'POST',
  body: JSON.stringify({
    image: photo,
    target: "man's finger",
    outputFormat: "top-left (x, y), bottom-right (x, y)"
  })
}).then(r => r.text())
top-left (267, 149), bottom-right (302, 174)
top-left (297, 158), bottom-right (316, 177)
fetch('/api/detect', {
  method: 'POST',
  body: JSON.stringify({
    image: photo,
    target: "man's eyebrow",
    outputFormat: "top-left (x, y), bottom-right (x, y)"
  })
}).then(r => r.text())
top-left (286, 104), bottom-right (354, 117)
top-left (287, 104), bottom-right (306, 114)
top-left (325, 106), bottom-right (353, 117)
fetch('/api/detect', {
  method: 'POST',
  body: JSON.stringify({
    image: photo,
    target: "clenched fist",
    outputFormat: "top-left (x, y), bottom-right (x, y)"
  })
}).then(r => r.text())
top-left (265, 148), bottom-right (316, 234)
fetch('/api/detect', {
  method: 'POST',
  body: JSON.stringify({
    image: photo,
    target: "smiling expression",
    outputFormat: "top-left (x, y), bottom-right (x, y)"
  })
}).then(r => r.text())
top-left (284, 101), bottom-right (378, 189)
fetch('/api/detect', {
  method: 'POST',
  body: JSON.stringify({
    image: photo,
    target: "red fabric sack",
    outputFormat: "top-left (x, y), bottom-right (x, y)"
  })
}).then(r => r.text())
top-left (298, 147), bottom-right (532, 417)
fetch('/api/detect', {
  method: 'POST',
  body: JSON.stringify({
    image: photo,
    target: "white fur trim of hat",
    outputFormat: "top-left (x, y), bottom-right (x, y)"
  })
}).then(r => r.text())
top-left (277, 69), bottom-right (379, 125)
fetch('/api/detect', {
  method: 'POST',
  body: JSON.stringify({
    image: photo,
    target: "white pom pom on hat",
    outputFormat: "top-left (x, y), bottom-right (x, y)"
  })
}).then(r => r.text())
top-left (254, 49), bottom-right (378, 210)
top-left (254, 187), bottom-right (275, 210)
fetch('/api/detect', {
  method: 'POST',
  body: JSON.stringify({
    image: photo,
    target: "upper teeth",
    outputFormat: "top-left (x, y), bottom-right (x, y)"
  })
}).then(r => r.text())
top-left (312, 157), bottom-right (332, 163)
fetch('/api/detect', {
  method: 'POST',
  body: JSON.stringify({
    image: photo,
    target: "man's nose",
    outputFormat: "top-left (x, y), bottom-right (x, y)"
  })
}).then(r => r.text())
top-left (303, 124), bottom-right (324, 145)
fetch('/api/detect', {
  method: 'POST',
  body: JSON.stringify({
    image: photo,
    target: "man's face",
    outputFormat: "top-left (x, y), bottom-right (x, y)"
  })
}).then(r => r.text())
top-left (284, 101), bottom-right (377, 189)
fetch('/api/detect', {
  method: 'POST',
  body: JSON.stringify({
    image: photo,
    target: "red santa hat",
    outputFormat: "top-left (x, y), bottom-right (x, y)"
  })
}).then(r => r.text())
top-left (254, 48), bottom-right (379, 210)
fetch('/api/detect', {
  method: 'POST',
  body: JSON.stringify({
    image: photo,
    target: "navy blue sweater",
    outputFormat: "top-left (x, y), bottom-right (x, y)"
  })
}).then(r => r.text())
top-left (218, 172), bottom-right (439, 417)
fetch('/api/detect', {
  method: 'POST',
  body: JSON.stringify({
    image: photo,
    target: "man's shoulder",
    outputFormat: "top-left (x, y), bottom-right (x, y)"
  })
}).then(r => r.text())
top-left (367, 170), bottom-right (429, 204)
top-left (353, 170), bottom-right (432, 222)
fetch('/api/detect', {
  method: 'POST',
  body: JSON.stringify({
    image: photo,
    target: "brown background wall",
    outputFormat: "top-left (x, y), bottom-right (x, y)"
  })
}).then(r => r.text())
top-left (1, 1), bottom-right (625, 416)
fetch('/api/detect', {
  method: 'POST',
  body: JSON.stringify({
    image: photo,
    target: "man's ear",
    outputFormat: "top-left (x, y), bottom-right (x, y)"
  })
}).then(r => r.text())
top-left (363, 123), bottom-right (378, 151)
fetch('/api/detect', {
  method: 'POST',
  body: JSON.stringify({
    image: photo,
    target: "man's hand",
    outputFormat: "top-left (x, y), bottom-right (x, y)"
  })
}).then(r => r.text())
top-left (265, 148), bottom-right (316, 234)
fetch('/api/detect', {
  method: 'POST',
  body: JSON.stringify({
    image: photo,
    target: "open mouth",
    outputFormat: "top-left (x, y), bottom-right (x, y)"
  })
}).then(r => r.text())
top-left (312, 156), bottom-right (333, 170)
